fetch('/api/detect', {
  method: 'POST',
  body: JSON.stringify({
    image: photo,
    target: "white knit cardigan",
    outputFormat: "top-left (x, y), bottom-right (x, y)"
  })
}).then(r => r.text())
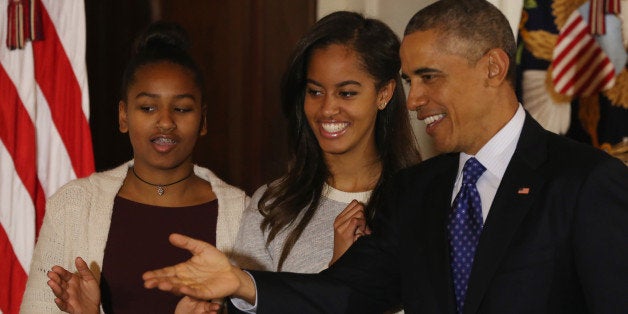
top-left (20, 161), bottom-right (249, 313)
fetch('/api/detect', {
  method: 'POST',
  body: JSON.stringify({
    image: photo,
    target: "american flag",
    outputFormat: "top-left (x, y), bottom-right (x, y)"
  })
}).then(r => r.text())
top-left (0, 0), bottom-right (94, 313)
top-left (551, 4), bottom-right (616, 97)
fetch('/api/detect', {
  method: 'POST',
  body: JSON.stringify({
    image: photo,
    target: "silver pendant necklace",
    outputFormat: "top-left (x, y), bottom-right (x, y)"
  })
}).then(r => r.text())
top-left (131, 166), bottom-right (193, 195)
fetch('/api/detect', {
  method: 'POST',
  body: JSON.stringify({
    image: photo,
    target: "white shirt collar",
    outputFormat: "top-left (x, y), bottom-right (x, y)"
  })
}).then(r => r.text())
top-left (458, 104), bottom-right (526, 182)
top-left (322, 182), bottom-right (372, 204)
top-left (453, 104), bottom-right (526, 221)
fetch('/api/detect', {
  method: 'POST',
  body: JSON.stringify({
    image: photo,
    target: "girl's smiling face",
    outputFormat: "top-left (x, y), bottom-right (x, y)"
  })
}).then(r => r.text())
top-left (304, 44), bottom-right (392, 161)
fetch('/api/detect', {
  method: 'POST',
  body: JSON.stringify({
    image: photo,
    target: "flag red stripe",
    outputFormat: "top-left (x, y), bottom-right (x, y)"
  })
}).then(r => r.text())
top-left (553, 21), bottom-right (588, 66)
top-left (578, 63), bottom-right (615, 95)
top-left (32, 5), bottom-right (94, 178)
top-left (0, 64), bottom-right (46, 240)
top-left (0, 226), bottom-right (28, 314)
top-left (570, 46), bottom-right (610, 94)
top-left (556, 41), bottom-right (599, 94)
top-left (0, 66), bottom-right (38, 205)
top-left (553, 37), bottom-right (594, 84)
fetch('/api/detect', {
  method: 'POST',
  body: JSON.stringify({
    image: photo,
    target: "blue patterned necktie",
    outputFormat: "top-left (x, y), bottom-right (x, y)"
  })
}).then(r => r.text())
top-left (448, 157), bottom-right (486, 314)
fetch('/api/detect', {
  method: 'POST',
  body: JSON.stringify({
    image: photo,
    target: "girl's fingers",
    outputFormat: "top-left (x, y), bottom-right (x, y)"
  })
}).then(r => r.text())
top-left (335, 200), bottom-right (362, 220)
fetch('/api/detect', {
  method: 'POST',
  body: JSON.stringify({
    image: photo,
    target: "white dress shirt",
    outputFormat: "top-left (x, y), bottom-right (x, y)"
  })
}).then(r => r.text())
top-left (452, 104), bottom-right (526, 222)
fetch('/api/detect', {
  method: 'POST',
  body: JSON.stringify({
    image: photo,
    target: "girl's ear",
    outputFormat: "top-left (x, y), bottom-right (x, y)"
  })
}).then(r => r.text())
top-left (199, 106), bottom-right (208, 136)
top-left (377, 79), bottom-right (396, 110)
top-left (119, 101), bottom-right (129, 133)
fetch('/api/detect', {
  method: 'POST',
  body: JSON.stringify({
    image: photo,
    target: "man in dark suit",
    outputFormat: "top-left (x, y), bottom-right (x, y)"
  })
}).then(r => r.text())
top-left (140, 0), bottom-right (628, 313)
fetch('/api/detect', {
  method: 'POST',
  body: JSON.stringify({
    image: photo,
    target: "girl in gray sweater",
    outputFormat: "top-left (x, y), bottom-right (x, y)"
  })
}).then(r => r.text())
top-left (233, 11), bottom-right (419, 285)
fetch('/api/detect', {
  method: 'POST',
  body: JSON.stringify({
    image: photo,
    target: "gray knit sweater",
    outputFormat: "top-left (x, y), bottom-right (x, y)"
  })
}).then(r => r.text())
top-left (232, 183), bottom-right (371, 273)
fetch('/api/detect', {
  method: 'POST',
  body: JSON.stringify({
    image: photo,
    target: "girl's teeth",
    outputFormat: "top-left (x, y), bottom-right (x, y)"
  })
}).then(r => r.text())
top-left (153, 137), bottom-right (175, 144)
top-left (322, 123), bottom-right (348, 133)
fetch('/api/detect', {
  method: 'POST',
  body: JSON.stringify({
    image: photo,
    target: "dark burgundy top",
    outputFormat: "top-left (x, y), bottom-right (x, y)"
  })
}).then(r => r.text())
top-left (100, 196), bottom-right (218, 314)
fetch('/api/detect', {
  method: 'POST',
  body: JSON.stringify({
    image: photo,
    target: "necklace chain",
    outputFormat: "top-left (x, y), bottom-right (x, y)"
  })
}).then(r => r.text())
top-left (131, 166), bottom-right (194, 196)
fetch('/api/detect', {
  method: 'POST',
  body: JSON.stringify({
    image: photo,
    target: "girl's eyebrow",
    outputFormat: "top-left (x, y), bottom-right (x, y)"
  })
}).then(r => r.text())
top-left (306, 79), bottom-right (362, 88)
top-left (134, 92), bottom-right (197, 100)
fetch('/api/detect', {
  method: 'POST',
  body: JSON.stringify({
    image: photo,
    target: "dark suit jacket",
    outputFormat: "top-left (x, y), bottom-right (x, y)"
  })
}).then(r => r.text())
top-left (243, 116), bottom-right (628, 314)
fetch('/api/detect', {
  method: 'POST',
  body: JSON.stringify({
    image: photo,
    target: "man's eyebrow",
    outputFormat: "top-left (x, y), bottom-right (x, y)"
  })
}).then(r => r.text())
top-left (413, 67), bottom-right (441, 75)
top-left (401, 67), bottom-right (441, 81)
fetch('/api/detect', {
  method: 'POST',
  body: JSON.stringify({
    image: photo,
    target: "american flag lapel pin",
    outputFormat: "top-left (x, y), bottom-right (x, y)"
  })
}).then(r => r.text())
top-left (517, 187), bottom-right (530, 195)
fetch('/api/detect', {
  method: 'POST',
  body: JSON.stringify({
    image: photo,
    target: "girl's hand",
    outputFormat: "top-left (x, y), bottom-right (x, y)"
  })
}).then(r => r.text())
top-left (47, 257), bottom-right (101, 314)
top-left (330, 200), bottom-right (371, 266)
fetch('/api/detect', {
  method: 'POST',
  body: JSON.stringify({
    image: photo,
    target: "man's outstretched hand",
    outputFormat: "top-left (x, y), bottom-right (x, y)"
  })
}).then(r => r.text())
top-left (142, 233), bottom-right (257, 304)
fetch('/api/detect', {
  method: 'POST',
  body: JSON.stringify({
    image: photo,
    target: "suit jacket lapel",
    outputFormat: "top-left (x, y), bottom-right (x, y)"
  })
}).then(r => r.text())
top-left (464, 116), bottom-right (548, 314)
top-left (424, 154), bottom-right (459, 314)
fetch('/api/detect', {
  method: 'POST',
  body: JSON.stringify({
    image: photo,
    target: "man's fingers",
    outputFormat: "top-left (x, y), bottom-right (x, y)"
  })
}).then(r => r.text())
top-left (142, 265), bottom-right (177, 282)
top-left (145, 273), bottom-right (191, 295)
top-left (156, 280), bottom-right (176, 292)
top-left (169, 233), bottom-right (213, 256)
top-left (143, 271), bottom-right (176, 289)
top-left (206, 301), bottom-right (223, 314)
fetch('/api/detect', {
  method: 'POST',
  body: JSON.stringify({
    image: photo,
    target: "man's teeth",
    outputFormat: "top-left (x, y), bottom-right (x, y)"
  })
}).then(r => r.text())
top-left (321, 122), bottom-right (349, 133)
top-left (153, 137), bottom-right (175, 144)
top-left (423, 114), bottom-right (445, 125)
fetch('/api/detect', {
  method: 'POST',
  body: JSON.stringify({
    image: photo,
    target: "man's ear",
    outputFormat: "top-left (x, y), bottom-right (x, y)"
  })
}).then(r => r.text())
top-left (119, 101), bottom-right (129, 133)
top-left (486, 48), bottom-right (509, 85)
top-left (377, 79), bottom-right (396, 110)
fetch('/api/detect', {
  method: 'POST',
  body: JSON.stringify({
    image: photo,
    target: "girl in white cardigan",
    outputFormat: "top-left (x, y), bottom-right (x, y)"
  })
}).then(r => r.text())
top-left (20, 22), bottom-right (248, 314)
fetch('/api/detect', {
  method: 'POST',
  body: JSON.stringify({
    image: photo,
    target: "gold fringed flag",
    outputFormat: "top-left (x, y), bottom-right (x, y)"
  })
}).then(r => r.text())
top-left (589, 0), bottom-right (621, 35)
top-left (6, 0), bottom-right (43, 49)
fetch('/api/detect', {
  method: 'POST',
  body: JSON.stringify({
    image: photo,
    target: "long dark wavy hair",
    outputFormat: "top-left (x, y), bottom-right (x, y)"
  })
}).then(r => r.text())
top-left (259, 11), bottom-right (420, 270)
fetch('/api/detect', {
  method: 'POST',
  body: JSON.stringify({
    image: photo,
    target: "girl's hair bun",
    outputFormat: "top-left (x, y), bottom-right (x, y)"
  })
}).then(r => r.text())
top-left (134, 21), bottom-right (190, 56)
top-left (120, 21), bottom-right (204, 102)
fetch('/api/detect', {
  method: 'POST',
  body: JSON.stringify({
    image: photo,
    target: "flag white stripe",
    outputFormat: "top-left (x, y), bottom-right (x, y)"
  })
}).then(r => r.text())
top-left (0, 0), bottom-right (37, 278)
top-left (41, 0), bottom-right (90, 119)
top-left (553, 39), bottom-right (596, 92)
top-left (553, 12), bottom-right (584, 53)
top-left (552, 32), bottom-right (592, 77)
top-left (0, 48), bottom-right (37, 125)
top-left (581, 61), bottom-right (615, 95)
top-left (0, 144), bottom-right (36, 272)
top-left (35, 85), bottom-right (78, 197)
